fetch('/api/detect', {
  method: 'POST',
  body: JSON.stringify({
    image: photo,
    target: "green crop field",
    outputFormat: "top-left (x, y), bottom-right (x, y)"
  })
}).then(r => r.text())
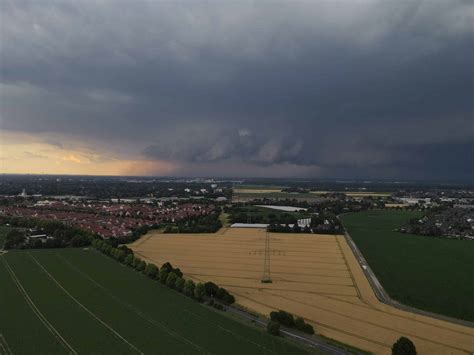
top-left (340, 210), bottom-right (474, 322)
top-left (0, 248), bottom-right (310, 354)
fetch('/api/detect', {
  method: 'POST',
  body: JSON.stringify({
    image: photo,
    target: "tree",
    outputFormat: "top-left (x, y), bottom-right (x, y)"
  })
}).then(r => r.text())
top-left (270, 310), bottom-right (295, 328)
top-left (173, 267), bottom-right (183, 278)
top-left (194, 283), bottom-right (206, 301)
top-left (392, 337), bottom-right (417, 355)
top-left (204, 282), bottom-right (219, 297)
top-left (216, 287), bottom-right (235, 304)
top-left (159, 269), bottom-right (169, 284)
top-left (166, 272), bottom-right (178, 288)
top-left (145, 263), bottom-right (159, 280)
top-left (136, 260), bottom-right (146, 272)
top-left (295, 316), bottom-right (305, 330)
top-left (116, 250), bottom-right (126, 263)
top-left (118, 245), bottom-right (133, 255)
top-left (124, 254), bottom-right (134, 266)
top-left (4, 229), bottom-right (25, 249)
top-left (184, 279), bottom-right (195, 296)
top-left (175, 277), bottom-right (185, 292)
top-left (132, 256), bottom-right (141, 269)
top-left (161, 262), bottom-right (173, 273)
top-left (295, 317), bottom-right (314, 334)
top-left (267, 320), bottom-right (280, 336)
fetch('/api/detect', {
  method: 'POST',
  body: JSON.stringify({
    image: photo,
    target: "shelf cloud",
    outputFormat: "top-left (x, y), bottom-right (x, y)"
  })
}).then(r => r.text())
top-left (1, 0), bottom-right (473, 179)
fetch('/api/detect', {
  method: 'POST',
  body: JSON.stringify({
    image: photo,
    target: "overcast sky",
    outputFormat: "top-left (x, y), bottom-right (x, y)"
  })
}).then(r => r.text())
top-left (1, 0), bottom-right (473, 179)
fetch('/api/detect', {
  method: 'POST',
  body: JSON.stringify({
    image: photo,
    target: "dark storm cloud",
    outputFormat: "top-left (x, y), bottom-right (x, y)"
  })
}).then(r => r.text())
top-left (1, 0), bottom-right (473, 178)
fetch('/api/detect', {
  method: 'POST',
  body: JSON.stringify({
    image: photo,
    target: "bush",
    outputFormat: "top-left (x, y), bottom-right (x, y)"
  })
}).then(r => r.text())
top-left (267, 320), bottom-right (280, 336)
top-left (392, 337), bottom-right (417, 355)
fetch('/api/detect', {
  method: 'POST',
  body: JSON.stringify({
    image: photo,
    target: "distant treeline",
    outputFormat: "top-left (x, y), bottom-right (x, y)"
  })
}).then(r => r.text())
top-left (164, 212), bottom-right (222, 233)
top-left (1, 216), bottom-right (93, 249)
top-left (226, 205), bottom-right (308, 225)
top-left (0, 215), bottom-right (155, 250)
top-left (0, 175), bottom-right (232, 199)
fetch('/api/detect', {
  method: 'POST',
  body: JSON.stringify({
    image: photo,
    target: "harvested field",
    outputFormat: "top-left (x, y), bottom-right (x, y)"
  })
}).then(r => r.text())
top-left (131, 228), bottom-right (474, 355)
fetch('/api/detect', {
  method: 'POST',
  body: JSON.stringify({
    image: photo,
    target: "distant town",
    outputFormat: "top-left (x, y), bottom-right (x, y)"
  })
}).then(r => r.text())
top-left (1, 175), bottom-right (473, 244)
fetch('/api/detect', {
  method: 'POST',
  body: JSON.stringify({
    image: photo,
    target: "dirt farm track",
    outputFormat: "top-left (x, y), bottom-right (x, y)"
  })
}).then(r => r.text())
top-left (130, 228), bottom-right (474, 354)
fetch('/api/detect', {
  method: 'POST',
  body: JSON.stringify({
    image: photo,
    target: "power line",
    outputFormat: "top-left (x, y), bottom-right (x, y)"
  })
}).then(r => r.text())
top-left (261, 231), bottom-right (272, 283)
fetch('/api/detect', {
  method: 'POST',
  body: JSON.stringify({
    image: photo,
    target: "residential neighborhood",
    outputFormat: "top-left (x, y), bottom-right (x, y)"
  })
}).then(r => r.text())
top-left (0, 200), bottom-right (215, 239)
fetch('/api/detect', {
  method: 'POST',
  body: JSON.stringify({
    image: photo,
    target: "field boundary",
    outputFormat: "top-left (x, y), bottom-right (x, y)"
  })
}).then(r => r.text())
top-left (1, 256), bottom-right (77, 355)
top-left (338, 215), bottom-right (474, 329)
top-left (27, 253), bottom-right (144, 354)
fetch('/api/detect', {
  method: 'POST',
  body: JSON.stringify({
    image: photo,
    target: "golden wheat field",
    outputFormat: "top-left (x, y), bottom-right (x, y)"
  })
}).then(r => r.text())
top-left (130, 228), bottom-right (474, 355)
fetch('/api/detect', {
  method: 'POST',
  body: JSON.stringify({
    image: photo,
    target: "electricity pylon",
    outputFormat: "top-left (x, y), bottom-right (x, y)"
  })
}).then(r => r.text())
top-left (261, 231), bottom-right (272, 283)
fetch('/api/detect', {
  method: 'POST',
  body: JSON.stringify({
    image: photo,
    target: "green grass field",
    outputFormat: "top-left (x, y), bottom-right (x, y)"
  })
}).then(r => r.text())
top-left (0, 248), bottom-right (310, 354)
top-left (340, 210), bottom-right (474, 322)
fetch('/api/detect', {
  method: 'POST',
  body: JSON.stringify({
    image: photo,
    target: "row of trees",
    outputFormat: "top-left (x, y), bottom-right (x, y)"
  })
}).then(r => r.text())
top-left (0, 175), bottom-right (232, 199)
top-left (268, 310), bottom-right (314, 335)
top-left (91, 239), bottom-right (235, 305)
top-left (226, 205), bottom-right (302, 225)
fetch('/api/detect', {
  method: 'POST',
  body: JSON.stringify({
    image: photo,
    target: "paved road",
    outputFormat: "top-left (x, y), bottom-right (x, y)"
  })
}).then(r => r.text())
top-left (224, 305), bottom-right (352, 355)
top-left (339, 216), bottom-right (474, 329)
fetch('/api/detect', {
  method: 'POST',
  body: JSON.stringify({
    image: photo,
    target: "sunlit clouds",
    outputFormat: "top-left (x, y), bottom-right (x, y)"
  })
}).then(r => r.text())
top-left (0, 132), bottom-right (178, 176)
